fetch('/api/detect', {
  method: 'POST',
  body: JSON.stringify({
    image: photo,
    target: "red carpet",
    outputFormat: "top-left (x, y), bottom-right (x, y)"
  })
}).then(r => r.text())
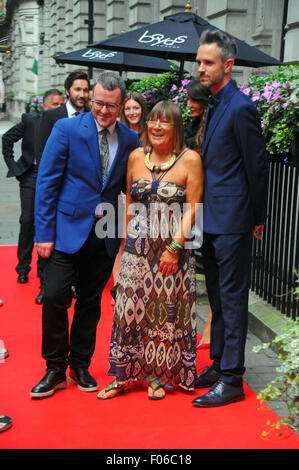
top-left (0, 245), bottom-right (298, 450)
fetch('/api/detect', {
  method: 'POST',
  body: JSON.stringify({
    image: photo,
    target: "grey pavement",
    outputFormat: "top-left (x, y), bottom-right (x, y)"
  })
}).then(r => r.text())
top-left (0, 115), bottom-right (292, 427)
top-left (0, 115), bottom-right (21, 245)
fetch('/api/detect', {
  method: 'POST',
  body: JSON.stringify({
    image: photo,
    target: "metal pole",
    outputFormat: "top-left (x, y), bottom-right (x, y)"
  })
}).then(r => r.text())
top-left (85, 0), bottom-right (94, 80)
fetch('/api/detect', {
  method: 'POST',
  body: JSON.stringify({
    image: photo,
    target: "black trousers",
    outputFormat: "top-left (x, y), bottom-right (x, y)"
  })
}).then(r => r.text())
top-left (202, 231), bottom-right (252, 385)
top-left (16, 167), bottom-right (37, 275)
top-left (41, 229), bottom-right (115, 371)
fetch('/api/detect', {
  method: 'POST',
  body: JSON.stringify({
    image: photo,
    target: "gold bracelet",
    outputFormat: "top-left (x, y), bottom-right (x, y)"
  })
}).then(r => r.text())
top-left (171, 240), bottom-right (184, 250)
top-left (165, 243), bottom-right (181, 255)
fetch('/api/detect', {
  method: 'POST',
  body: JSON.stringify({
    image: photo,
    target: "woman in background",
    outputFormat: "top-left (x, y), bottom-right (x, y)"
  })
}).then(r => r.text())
top-left (185, 79), bottom-right (212, 349)
top-left (112, 92), bottom-right (149, 301)
top-left (184, 78), bottom-right (209, 151)
top-left (120, 91), bottom-right (148, 145)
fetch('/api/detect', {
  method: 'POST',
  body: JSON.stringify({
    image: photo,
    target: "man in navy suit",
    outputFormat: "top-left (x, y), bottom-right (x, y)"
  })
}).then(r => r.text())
top-left (31, 72), bottom-right (139, 398)
top-left (192, 30), bottom-right (269, 407)
top-left (2, 89), bottom-right (64, 284)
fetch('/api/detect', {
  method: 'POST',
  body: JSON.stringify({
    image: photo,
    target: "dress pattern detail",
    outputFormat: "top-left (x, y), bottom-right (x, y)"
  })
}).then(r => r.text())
top-left (108, 177), bottom-right (197, 390)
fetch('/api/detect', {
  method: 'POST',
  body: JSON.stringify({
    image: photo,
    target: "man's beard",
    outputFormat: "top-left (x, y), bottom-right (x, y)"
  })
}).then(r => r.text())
top-left (69, 94), bottom-right (86, 110)
top-left (199, 70), bottom-right (224, 89)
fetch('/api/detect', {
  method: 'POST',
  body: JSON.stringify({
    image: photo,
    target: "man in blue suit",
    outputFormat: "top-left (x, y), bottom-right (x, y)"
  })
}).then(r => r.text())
top-left (31, 72), bottom-right (139, 398)
top-left (192, 30), bottom-right (269, 407)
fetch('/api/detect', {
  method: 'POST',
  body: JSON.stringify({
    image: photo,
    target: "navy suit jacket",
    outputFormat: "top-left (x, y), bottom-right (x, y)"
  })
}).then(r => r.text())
top-left (202, 81), bottom-right (269, 234)
top-left (34, 111), bottom-right (139, 257)
top-left (2, 113), bottom-right (40, 177)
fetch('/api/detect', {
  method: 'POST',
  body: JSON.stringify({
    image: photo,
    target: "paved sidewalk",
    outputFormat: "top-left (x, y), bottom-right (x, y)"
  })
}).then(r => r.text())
top-left (0, 116), bottom-right (292, 428)
top-left (0, 117), bottom-right (21, 246)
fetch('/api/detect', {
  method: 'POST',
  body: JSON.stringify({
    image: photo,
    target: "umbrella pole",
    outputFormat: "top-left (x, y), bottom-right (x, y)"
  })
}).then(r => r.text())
top-left (179, 58), bottom-right (184, 81)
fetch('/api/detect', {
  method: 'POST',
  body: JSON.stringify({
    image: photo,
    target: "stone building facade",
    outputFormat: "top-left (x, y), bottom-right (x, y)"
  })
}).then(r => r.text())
top-left (1, 0), bottom-right (298, 121)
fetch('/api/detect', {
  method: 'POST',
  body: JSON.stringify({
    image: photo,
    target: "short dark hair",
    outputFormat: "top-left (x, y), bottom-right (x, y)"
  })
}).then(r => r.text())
top-left (64, 70), bottom-right (90, 92)
top-left (200, 29), bottom-right (237, 62)
top-left (94, 72), bottom-right (127, 102)
top-left (186, 79), bottom-right (209, 107)
top-left (43, 88), bottom-right (63, 105)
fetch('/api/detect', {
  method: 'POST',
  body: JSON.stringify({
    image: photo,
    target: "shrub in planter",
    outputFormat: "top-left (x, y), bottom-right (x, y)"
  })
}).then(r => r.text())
top-left (253, 318), bottom-right (299, 438)
top-left (241, 65), bottom-right (299, 159)
top-left (25, 91), bottom-right (66, 114)
top-left (128, 69), bottom-right (192, 123)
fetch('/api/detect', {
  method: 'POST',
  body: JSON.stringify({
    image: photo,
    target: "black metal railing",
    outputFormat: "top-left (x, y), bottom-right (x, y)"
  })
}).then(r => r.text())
top-left (251, 155), bottom-right (298, 319)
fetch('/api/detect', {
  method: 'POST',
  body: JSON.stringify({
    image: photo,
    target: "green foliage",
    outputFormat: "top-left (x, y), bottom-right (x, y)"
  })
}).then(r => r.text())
top-left (5, 91), bottom-right (14, 101)
top-left (253, 319), bottom-right (299, 438)
top-left (241, 65), bottom-right (299, 159)
top-left (25, 94), bottom-right (45, 114)
top-left (25, 91), bottom-right (66, 114)
top-left (128, 68), bottom-right (192, 124)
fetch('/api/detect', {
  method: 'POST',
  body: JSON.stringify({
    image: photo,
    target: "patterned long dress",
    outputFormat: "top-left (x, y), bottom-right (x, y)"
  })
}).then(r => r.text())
top-left (108, 171), bottom-right (197, 391)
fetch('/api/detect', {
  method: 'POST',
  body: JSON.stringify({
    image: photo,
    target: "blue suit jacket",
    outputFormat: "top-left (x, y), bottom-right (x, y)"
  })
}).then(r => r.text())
top-left (35, 111), bottom-right (139, 257)
top-left (202, 81), bottom-right (269, 234)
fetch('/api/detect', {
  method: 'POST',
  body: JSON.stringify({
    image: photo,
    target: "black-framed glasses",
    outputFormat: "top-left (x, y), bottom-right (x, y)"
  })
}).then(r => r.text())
top-left (91, 99), bottom-right (121, 112)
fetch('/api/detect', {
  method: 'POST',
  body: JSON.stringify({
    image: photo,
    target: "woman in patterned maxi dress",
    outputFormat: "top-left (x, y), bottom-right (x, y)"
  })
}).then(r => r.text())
top-left (98, 101), bottom-right (204, 400)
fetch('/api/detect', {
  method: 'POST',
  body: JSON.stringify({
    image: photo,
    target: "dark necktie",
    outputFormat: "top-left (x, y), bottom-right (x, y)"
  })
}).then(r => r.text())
top-left (74, 111), bottom-right (80, 116)
top-left (100, 128), bottom-right (110, 183)
top-left (205, 94), bottom-right (219, 134)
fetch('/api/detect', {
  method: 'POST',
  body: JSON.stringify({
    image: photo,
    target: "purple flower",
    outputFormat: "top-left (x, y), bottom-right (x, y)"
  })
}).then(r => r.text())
top-left (170, 84), bottom-right (177, 92)
top-left (251, 92), bottom-right (260, 102)
top-left (241, 87), bottom-right (251, 96)
top-left (272, 91), bottom-right (281, 100)
top-left (262, 90), bottom-right (272, 102)
top-left (181, 79), bottom-right (190, 86)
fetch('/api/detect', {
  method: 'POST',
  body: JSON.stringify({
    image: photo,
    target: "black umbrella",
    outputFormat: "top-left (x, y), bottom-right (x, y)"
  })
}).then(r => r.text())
top-left (89, 12), bottom-right (283, 78)
top-left (53, 47), bottom-right (181, 75)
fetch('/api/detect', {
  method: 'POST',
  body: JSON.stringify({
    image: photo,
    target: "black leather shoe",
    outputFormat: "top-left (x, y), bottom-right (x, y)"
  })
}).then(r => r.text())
top-left (35, 288), bottom-right (44, 305)
top-left (69, 368), bottom-right (98, 392)
top-left (0, 415), bottom-right (13, 433)
top-left (192, 380), bottom-right (245, 407)
top-left (194, 366), bottom-right (221, 388)
top-left (0, 348), bottom-right (9, 360)
top-left (30, 369), bottom-right (67, 398)
top-left (17, 274), bottom-right (28, 284)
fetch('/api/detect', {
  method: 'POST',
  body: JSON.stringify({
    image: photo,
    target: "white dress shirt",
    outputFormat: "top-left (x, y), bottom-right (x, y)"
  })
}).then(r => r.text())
top-left (94, 119), bottom-right (119, 170)
top-left (66, 101), bottom-right (84, 118)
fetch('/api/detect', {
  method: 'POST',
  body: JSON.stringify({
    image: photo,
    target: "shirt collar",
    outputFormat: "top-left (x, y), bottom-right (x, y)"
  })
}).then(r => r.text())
top-left (94, 118), bottom-right (117, 136)
top-left (66, 101), bottom-right (83, 117)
